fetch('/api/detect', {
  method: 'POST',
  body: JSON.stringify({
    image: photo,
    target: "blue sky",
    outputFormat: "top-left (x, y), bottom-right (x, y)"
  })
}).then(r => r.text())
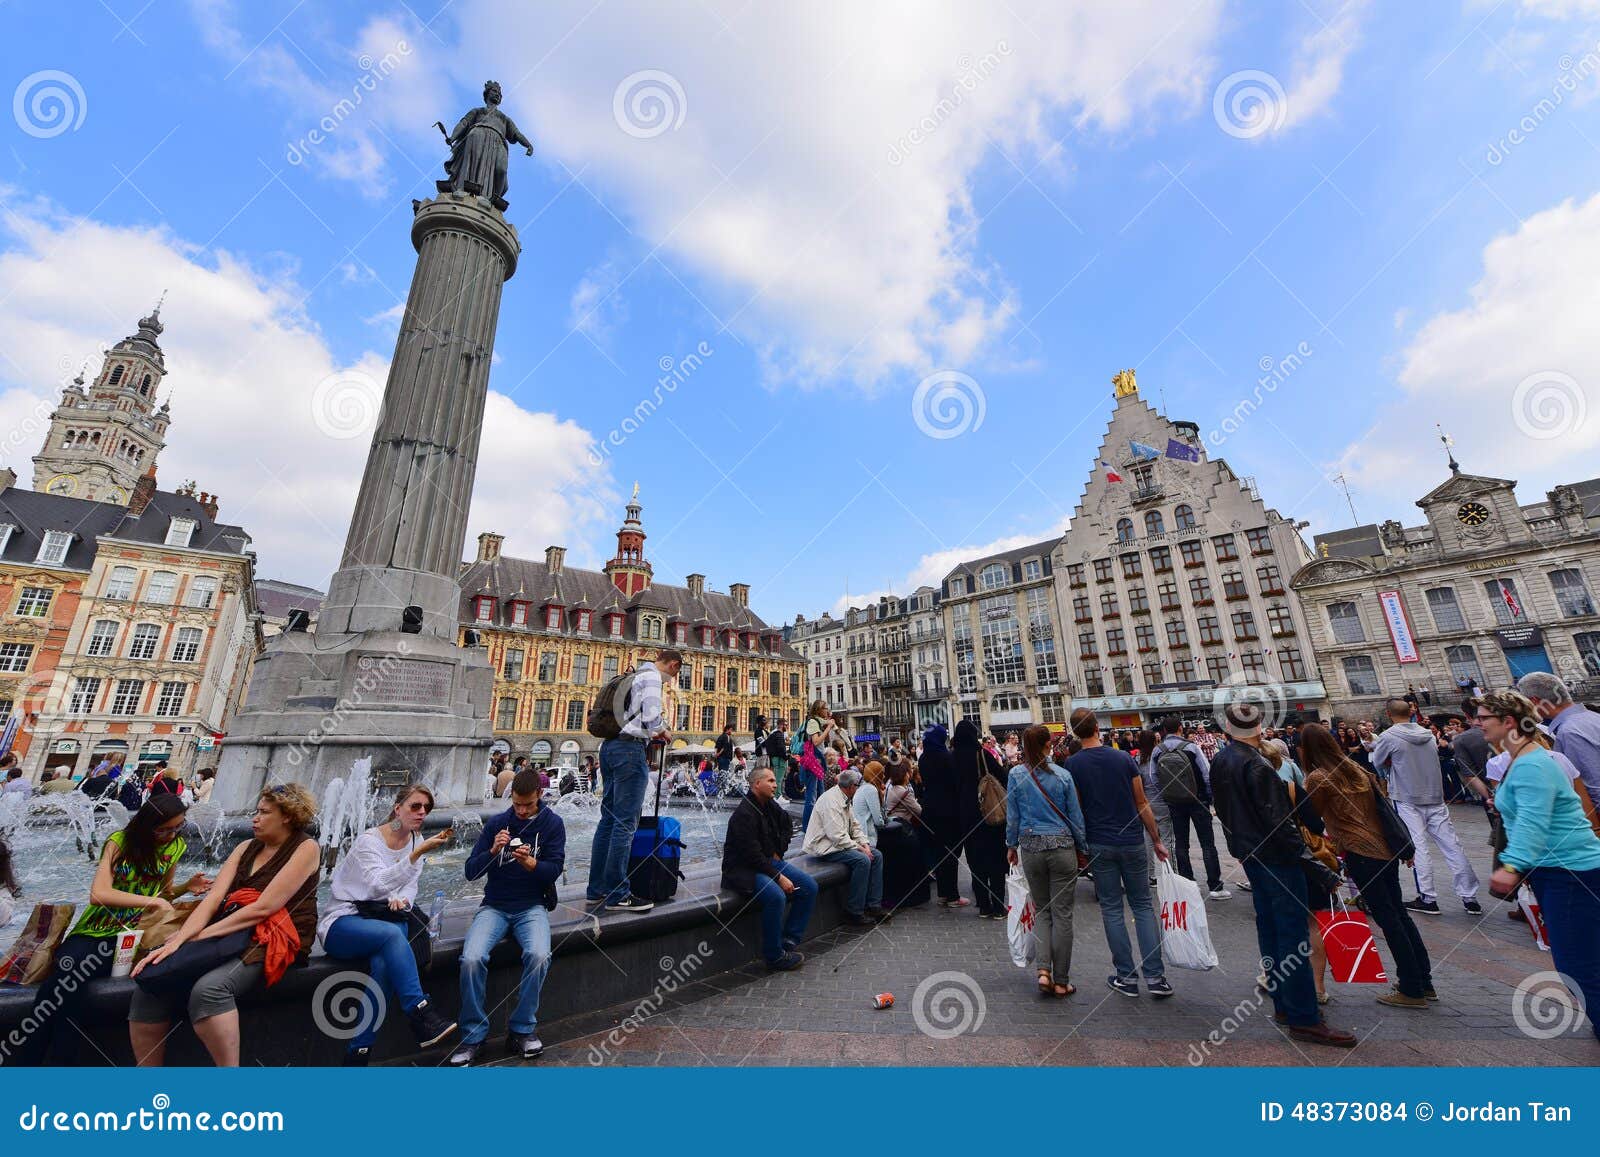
top-left (4, 1), bottom-right (1600, 629)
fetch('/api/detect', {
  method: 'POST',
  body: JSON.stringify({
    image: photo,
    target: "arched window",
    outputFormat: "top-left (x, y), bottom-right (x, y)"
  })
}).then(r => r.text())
top-left (140, 374), bottom-right (152, 396)
top-left (1144, 510), bottom-right (1165, 536)
top-left (1174, 504), bottom-right (1196, 529)
top-left (980, 563), bottom-right (1009, 590)
top-left (145, 571), bottom-right (178, 603)
top-left (109, 365), bottom-right (123, 386)
top-left (1115, 518), bottom-right (1134, 544)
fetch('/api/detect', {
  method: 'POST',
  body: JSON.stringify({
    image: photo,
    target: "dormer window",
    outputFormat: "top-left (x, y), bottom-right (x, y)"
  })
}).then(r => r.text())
top-left (36, 530), bottom-right (73, 566)
top-left (0, 524), bottom-right (14, 556)
top-left (674, 623), bottom-right (687, 644)
top-left (701, 626), bottom-right (713, 646)
top-left (609, 614), bottom-right (624, 638)
top-left (545, 606), bottom-right (562, 630)
top-left (165, 518), bottom-right (196, 548)
top-left (510, 601), bottom-right (528, 626)
top-left (576, 611), bottom-right (592, 632)
top-left (474, 596), bottom-right (495, 623)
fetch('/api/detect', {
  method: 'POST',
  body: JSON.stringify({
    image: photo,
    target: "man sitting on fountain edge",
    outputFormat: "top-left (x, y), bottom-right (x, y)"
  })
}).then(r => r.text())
top-left (722, 764), bottom-right (816, 971)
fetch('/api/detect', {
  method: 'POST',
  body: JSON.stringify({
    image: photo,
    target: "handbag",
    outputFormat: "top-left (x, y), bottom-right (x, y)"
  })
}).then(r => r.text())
top-left (977, 770), bottom-right (1006, 825)
top-left (350, 901), bottom-right (434, 977)
top-left (0, 902), bottom-right (76, 986)
top-left (1365, 771), bottom-right (1415, 861)
top-left (132, 928), bottom-right (254, 997)
top-left (1316, 899), bottom-right (1388, 983)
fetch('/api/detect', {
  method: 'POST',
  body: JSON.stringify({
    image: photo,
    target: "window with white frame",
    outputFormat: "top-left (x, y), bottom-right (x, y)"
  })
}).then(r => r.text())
top-left (0, 524), bottom-right (14, 555)
top-left (145, 571), bottom-right (178, 603)
top-left (36, 530), bottom-right (72, 566)
top-left (171, 627), bottom-right (203, 663)
top-left (185, 576), bottom-right (218, 609)
top-left (106, 566), bottom-right (136, 600)
top-left (474, 596), bottom-right (494, 623)
top-left (127, 624), bottom-right (161, 659)
top-left (979, 563), bottom-right (1008, 590)
top-left (545, 606), bottom-right (562, 629)
top-left (69, 676), bottom-right (101, 714)
top-left (510, 601), bottom-right (528, 626)
top-left (164, 518), bottom-right (196, 548)
top-left (87, 619), bottom-right (119, 657)
top-left (156, 682), bottom-right (187, 717)
top-left (0, 642), bottom-right (34, 673)
top-left (110, 678), bottom-right (144, 715)
top-left (15, 587), bottom-right (52, 618)
top-left (1022, 558), bottom-right (1042, 582)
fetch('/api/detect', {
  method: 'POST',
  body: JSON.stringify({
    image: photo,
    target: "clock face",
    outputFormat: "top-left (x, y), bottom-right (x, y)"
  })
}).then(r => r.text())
top-left (1457, 501), bottom-right (1491, 527)
top-left (46, 475), bottom-right (76, 496)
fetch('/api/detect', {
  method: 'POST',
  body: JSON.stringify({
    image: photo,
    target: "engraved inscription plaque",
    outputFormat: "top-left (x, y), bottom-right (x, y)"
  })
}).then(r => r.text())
top-left (355, 655), bottom-right (453, 705)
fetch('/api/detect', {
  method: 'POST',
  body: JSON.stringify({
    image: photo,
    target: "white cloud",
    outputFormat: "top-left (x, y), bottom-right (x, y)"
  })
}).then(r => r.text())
top-left (0, 193), bottom-right (615, 589)
top-left (1277, 1), bottom-right (1370, 132)
top-left (452, 0), bottom-right (1225, 386)
top-left (568, 259), bottom-right (629, 346)
top-left (1335, 192), bottom-right (1600, 498)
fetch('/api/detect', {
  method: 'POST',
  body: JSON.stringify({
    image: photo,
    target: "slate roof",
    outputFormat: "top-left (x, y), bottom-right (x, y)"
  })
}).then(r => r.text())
top-left (0, 486), bottom-right (250, 572)
top-left (459, 553), bottom-right (802, 660)
top-left (255, 578), bottom-right (326, 620)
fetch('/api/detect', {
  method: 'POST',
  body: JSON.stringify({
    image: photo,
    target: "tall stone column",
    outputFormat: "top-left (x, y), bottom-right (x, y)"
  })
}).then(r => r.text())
top-left (216, 193), bottom-right (521, 811)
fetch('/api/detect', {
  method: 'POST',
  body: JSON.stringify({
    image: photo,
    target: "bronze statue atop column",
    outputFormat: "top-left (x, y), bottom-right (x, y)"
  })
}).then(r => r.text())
top-left (435, 80), bottom-right (533, 212)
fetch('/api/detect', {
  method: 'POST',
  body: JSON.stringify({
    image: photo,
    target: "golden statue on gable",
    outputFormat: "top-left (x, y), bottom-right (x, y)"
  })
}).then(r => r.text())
top-left (1112, 368), bottom-right (1137, 398)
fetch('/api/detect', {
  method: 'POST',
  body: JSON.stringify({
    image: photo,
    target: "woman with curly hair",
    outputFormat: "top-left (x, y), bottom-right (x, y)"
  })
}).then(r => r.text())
top-left (129, 783), bottom-right (319, 1066)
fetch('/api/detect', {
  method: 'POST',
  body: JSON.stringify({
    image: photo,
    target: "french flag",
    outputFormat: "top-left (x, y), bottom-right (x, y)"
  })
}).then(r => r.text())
top-left (1103, 461), bottom-right (1123, 483)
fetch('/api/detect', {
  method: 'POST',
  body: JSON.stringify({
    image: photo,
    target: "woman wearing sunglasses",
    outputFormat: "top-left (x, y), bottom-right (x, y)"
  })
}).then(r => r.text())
top-left (317, 784), bottom-right (458, 1064)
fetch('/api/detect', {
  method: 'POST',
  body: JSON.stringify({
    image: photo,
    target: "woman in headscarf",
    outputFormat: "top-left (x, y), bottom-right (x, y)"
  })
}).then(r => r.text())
top-left (917, 723), bottom-right (967, 907)
top-left (954, 718), bottom-right (1010, 917)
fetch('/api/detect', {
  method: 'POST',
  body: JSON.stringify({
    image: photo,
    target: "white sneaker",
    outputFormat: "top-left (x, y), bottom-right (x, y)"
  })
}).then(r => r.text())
top-left (1208, 887), bottom-right (1232, 900)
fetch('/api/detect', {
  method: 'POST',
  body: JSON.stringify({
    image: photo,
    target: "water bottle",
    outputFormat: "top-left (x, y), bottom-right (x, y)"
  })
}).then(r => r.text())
top-left (427, 890), bottom-right (445, 939)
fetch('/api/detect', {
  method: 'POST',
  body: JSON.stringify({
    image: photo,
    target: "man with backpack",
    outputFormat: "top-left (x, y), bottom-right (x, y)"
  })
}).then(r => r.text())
top-left (715, 725), bottom-right (736, 773)
top-left (1152, 717), bottom-right (1229, 900)
top-left (585, 647), bottom-right (682, 914)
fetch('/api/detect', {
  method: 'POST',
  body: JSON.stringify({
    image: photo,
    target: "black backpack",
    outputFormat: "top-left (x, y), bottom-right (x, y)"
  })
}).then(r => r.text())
top-left (1154, 744), bottom-right (1201, 805)
top-left (586, 667), bottom-right (637, 739)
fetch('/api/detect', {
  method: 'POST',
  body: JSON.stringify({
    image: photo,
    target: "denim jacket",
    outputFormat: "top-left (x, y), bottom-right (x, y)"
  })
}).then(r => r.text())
top-left (1005, 761), bottom-right (1087, 849)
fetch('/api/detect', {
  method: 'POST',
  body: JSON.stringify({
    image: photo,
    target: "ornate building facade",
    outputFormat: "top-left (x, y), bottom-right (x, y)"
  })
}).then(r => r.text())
top-left (459, 493), bottom-right (806, 767)
top-left (1292, 464), bottom-right (1600, 720)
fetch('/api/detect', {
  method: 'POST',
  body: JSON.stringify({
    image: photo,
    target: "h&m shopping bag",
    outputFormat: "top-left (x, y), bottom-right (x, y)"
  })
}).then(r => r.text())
top-left (1156, 861), bottom-right (1218, 970)
top-left (0, 902), bottom-right (76, 986)
top-left (1518, 882), bottom-right (1550, 952)
top-left (1005, 865), bottom-right (1035, 968)
top-left (1315, 901), bottom-right (1388, 983)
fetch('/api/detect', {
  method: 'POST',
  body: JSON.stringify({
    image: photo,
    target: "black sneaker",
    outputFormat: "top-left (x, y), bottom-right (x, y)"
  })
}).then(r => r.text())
top-left (446, 1040), bottom-right (481, 1067)
top-left (605, 894), bottom-right (655, 913)
top-left (1106, 975), bottom-right (1139, 998)
top-left (1404, 898), bottom-right (1441, 916)
top-left (1146, 977), bottom-right (1175, 1000)
top-left (843, 912), bottom-right (874, 926)
top-left (507, 1033), bottom-right (543, 1060)
top-left (1462, 899), bottom-right (1483, 915)
top-left (343, 1046), bottom-right (371, 1067)
top-left (767, 951), bottom-right (805, 972)
top-left (406, 998), bottom-right (457, 1049)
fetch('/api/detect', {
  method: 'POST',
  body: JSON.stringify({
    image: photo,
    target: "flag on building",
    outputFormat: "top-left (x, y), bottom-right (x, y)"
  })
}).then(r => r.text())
top-left (1165, 437), bottom-right (1200, 462)
top-left (1129, 440), bottom-right (1161, 461)
top-left (1102, 461), bottom-right (1123, 483)
top-left (1496, 578), bottom-right (1523, 619)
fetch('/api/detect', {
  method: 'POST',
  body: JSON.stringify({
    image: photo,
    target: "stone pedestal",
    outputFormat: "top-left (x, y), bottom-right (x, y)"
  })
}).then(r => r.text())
top-left (217, 194), bottom-right (520, 812)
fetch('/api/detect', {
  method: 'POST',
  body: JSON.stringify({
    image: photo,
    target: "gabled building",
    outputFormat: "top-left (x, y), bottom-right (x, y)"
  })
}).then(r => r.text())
top-left (458, 491), bottom-right (806, 767)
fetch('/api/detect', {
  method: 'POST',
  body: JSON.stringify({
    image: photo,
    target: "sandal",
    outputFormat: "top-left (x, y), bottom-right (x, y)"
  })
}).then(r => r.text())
top-left (940, 897), bottom-right (972, 908)
top-left (1037, 969), bottom-right (1054, 996)
top-left (1052, 983), bottom-right (1075, 998)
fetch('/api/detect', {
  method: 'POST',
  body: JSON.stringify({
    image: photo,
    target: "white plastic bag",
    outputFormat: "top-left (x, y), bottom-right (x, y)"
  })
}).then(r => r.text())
top-left (1156, 860), bottom-right (1218, 970)
top-left (1005, 864), bottom-right (1035, 968)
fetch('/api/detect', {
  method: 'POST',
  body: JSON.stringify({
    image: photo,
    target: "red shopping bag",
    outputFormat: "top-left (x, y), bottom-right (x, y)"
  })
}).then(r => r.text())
top-left (1518, 883), bottom-right (1550, 952)
top-left (1315, 903), bottom-right (1388, 984)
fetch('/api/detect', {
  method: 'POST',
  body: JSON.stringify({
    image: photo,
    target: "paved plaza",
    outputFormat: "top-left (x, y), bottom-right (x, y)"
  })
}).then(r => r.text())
top-left (519, 805), bottom-right (1595, 1067)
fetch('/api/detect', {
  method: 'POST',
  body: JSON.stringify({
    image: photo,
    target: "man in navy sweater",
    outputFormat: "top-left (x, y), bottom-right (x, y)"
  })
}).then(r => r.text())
top-left (449, 767), bottom-right (566, 1066)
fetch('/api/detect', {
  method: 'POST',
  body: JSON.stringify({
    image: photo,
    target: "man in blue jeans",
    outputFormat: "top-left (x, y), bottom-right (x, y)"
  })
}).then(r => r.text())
top-left (803, 769), bottom-right (886, 924)
top-left (1064, 708), bottom-right (1173, 998)
top-left (1210, 701), bottom-right (1356, 1048)
top-left (587, 648), bottom-right (683, 913)
top-left (450, 767), bottom-right (567, 1065)
top-left (722, 764), bottom-right (816, 970)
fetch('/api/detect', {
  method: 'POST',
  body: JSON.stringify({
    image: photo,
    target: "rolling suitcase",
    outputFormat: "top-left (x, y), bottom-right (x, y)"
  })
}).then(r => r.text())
top-left (627, 743), bottom-right (686, 902)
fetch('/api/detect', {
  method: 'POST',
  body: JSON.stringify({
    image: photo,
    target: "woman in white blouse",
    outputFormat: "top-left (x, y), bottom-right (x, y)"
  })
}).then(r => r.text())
top-left (318, 784), bottom-right (457, 1064)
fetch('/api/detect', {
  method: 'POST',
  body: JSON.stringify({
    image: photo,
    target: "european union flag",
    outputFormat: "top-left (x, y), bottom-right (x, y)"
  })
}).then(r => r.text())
top-left (1128, 440), bottom-right (1161, 461)
top-left (1165, 437), bottom-right (1200, 462)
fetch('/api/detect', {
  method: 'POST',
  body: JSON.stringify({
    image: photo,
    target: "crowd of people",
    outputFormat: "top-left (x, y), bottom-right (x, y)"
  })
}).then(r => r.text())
top-left (1, 751), bottom-right (216, 809)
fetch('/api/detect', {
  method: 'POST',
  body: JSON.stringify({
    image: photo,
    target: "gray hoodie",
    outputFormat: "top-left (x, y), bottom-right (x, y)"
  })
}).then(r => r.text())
top-left (1372, 721), bottom-right (1443, 806)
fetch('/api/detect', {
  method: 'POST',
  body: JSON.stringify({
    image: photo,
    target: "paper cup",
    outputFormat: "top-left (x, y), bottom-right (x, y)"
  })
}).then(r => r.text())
top-left (110, 930), bottom-right (143, 978)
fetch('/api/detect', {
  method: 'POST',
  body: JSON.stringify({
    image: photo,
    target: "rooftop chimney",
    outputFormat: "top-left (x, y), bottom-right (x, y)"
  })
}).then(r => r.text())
top-left (129, 466), bottom-right (158, 515)
top-left (729, 582), bottom-right (750, 607)
top-left (198, 491), bottom-right (219, 520)
top-left (0, 466), bottom-right (14, 494)
top-left (686, 573), bottom-right (705, 598)
top-left (477, 531), bottom-right (504, 562)
top-left (545, 545), bottom-right (566, 573)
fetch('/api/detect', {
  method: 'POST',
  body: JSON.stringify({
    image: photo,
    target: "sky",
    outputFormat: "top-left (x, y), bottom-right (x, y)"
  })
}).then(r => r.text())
top-left (4, 0), bottom-right (1600, 630)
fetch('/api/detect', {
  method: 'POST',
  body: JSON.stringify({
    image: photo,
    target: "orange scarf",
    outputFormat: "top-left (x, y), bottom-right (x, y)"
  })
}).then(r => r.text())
top-left (225, 886), bottom-right (300, 987)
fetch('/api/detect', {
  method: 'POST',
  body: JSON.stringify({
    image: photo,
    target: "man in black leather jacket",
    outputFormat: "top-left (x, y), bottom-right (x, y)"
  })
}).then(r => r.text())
top-left (1210, 702), bottom-right (1356, 1048)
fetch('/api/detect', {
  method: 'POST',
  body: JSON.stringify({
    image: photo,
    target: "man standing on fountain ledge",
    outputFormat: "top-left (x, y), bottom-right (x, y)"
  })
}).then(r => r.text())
top-left (588, 648), bottom-right (683, 914)
top-left (450, 767), bottom-right (566, 1066)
